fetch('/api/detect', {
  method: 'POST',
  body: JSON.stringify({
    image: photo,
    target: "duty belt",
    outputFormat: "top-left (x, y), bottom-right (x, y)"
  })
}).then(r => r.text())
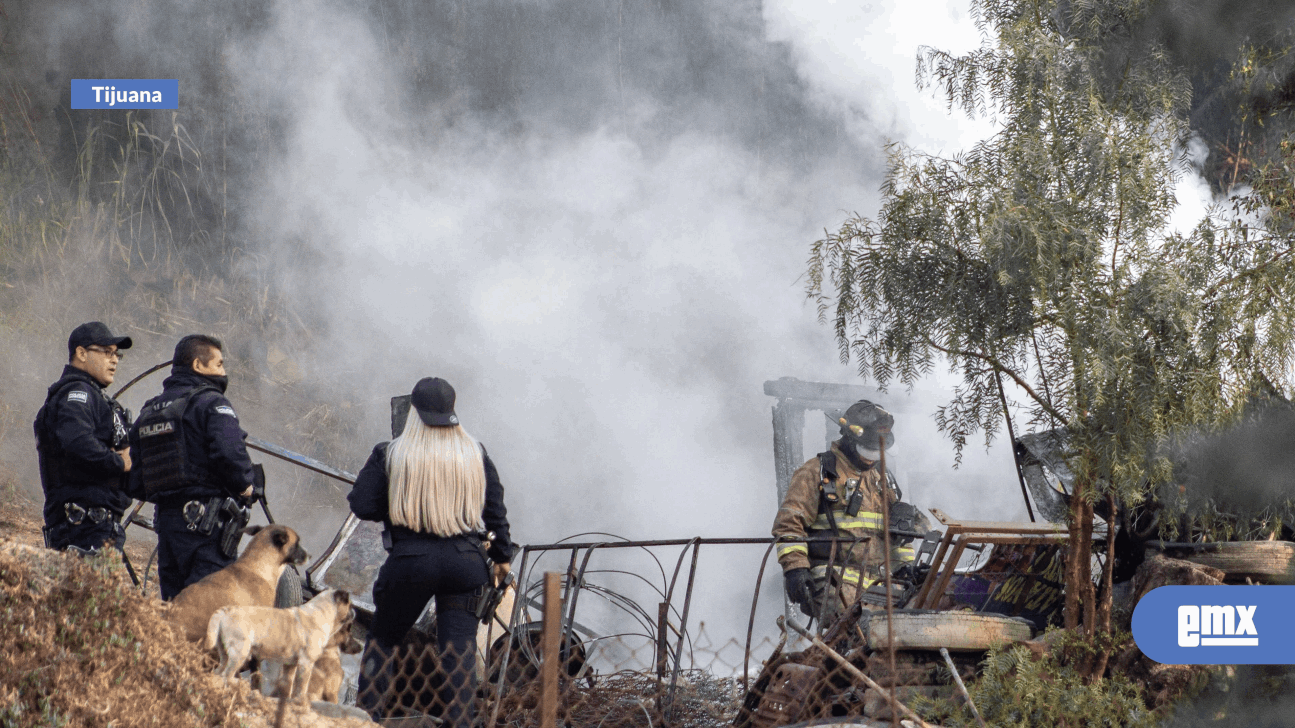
top-left (65, 502), bottom-right (116, 526)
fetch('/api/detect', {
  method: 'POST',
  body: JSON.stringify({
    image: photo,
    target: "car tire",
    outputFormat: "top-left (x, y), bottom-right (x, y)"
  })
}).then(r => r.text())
top-left (865, 609), bottom-right (1034, 651)
top-left (275, 566), bottom-right (304, 608)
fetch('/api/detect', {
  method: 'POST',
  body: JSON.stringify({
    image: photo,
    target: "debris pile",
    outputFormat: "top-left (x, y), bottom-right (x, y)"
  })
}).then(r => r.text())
top-left (0, 537), bottom-right (373, 728)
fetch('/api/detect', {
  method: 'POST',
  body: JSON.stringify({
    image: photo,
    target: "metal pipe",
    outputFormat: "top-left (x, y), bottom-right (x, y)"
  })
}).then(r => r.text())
top-left (744, 541), bottom-right (778, 688)
top-left (245, 436), bottom-right (357, 484)
top-left (564, 544), bottom-right (602, 666)
top-left (120, 499), bottom-right (148, 535)
top-left (940, 647), bottom-right (987, 728)
top-left (664, 539), bottom-right (701, 717)
top-left (519, 535), bottom-right (918, 552)
top-left (562, 548), bottom-right (579, 601)
top-left (111, 359), bottom-right (172, 399)
top-left (995, 370), bottom-right (1036, 522)
top-left (487, 546), bottom-right (531, 728)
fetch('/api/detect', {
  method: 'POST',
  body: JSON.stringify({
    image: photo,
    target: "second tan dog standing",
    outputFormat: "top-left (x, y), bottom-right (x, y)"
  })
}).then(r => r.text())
top-left (207, 588), bottom-right (353, 703)
top-left (169, 524), bottom-right (309, 642)
top-left (262, 605), bottom-right (364, 703)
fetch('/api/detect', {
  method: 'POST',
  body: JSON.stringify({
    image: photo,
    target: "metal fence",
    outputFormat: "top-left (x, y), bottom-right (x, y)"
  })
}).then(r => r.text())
top-left (341, 591), bottom-right (994, 728)
top-left (324, 531), bottom-right (1061, 728)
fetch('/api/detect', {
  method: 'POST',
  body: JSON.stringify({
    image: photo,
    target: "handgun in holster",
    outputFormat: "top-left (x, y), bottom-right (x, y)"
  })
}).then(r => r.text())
top-left (189, 497), bottom-right (223, 535)
top-left (474, 570), bottom-right (515, 624)
top-left (218, 497), bottom-right (251, 559)
top-left (466, 530), bottom-right (511, 624)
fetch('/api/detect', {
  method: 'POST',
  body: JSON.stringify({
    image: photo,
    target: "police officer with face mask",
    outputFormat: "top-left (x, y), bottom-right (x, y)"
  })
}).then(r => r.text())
top-left (772, 399), bottom-right (927, 622)
top-left (34, 322), bottom-right (134, 553)
top-left (127, 334), bottom-right (256, 600)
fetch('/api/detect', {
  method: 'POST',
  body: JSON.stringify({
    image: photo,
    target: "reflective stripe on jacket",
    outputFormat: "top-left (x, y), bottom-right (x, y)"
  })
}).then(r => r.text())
top-left (771, 443), bottom-right (914, 575)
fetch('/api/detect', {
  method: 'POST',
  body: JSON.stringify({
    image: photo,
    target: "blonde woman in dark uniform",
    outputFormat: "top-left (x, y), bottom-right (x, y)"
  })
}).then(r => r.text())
top-left (349, 377), bottom-right (514, 725)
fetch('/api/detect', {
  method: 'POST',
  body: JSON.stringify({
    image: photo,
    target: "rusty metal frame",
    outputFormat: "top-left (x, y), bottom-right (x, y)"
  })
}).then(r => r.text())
top-left (910, 508), bottom-right (1069, 610)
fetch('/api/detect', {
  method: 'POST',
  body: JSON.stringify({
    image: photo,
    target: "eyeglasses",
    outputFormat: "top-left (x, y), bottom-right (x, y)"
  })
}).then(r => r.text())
top-left (85, 346), bottom-right (124, 360)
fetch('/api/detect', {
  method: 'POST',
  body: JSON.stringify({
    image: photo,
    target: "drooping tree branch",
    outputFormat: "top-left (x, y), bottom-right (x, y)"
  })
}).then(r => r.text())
top-left (924, 338), bottom-right (1069, 423)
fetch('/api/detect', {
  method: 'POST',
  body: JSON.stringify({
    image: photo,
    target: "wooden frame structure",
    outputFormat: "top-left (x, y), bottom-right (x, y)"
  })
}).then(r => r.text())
top-left (909, 508), bottom-right (1069, 610)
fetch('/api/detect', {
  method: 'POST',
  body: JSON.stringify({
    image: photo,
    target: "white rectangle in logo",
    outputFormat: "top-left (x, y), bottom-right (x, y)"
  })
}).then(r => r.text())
top-left (1200, 637), bottom-right (1259, 646)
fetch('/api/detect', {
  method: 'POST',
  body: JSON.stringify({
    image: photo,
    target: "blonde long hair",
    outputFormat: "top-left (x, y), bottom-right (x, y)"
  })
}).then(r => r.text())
top-left (386, 414), bottom-right (486, 536)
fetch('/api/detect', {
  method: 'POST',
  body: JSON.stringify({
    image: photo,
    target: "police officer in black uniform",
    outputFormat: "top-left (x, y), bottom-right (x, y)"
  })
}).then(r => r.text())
top-left (126, 334), bottom-right (256, 600)
top-left (34, 322), bottom-right (134, 553)
top-left (349, 377), bottom-right (514, 727)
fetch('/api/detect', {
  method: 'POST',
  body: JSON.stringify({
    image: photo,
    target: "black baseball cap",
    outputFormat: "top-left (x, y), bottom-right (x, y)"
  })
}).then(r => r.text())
top-left (68, 322), bottom-right (132, 357)
top-left (410, 377), bottom-right (459, 427)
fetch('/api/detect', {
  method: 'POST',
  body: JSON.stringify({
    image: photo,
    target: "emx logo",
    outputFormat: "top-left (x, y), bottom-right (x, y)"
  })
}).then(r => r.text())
top-left (1133, 586), bottom-right (1294, 664)
top-left (1178, 605), bottom-right (1258, 647)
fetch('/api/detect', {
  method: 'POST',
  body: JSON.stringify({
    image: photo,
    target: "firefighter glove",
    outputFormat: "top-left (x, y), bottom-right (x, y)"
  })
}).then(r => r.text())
top-left (784, 567), bottom-right (812, 611)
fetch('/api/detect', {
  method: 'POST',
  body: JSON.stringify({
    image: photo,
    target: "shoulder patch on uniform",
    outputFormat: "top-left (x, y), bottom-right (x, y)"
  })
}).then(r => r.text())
top-left (214, 405), bottom-right (237, 417)
top-left (66, 390), bottom-right (89, 403)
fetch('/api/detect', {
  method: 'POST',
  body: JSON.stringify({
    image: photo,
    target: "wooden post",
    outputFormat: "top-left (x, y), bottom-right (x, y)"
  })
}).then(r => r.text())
top-left (879, 438), bottom-right (898, 728)
top-left (541, 572), bottom-right (562, 728)
top-left (656, 602), bottom-right (669, 679)
top-left (655, 601), bottom-right (669, 718)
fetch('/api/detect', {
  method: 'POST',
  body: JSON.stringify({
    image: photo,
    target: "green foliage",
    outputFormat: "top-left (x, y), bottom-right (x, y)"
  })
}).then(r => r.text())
top-left (914, 634), bottom-right (1157, 728)
top-left (806, 0), bottom-right (1295, 513)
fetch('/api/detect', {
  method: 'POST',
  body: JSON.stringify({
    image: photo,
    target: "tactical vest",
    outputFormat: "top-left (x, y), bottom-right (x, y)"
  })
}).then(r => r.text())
top-left (33, 385), bottom-right (68, 494)
top-left (135, 385), bottom-right (217, 499)
top-left (34, 378), bottom-right (129, 495)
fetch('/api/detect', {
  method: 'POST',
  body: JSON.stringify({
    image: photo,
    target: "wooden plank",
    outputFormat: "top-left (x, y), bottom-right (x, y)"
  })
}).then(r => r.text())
top-left (954, 535), bottom-right (1070, 546)
top-left (928, 508), bottom-right (1065, 535)
top-left (913, 531), bottom-right (954, 608)
top-left (925, 540), bottom-right (969, 610)
top-left (541, 572), bottom-right (562, 728)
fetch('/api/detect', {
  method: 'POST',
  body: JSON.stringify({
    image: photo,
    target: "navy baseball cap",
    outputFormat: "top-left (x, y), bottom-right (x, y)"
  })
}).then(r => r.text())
top-left (410, 377), bottom-right (459, 427)
top-left (68, 322), bottom-right (132, 357)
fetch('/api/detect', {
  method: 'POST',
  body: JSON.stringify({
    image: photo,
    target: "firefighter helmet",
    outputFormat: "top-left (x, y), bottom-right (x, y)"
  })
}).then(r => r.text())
top-left (838, 400), bottom-right (895, 461)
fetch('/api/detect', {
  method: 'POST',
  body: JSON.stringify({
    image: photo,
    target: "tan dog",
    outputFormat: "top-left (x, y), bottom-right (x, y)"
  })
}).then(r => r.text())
top-left (207, 588), bottom-right (353, 703)
top-left (264, 605), bottom-right (363, 703)
top-left (170, 524), bottom-right (309, 642)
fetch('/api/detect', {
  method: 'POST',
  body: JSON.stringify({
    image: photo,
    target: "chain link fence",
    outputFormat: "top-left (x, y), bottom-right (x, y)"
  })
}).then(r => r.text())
top-left (337, 602), bottom-right (1018, 728)
top-left (323, 539), bottom-right (1064, 728)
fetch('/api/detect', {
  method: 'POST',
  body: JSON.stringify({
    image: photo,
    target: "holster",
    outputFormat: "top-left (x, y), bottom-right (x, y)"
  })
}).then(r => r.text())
top-left (218, 498), bottom-right (251, 559)
top-left (474, 571), bottom-right (515, 624)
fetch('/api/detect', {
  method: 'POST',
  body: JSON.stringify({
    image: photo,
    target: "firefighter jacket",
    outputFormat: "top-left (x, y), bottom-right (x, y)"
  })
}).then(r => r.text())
top-left (126, 367), bottom-right (255, 503)
top-left (772, 443), bottom-right (916, 590)
top-left (348, 441), bottom-right (515, 564)
top-left (34, 365), bottom-right (132, 525)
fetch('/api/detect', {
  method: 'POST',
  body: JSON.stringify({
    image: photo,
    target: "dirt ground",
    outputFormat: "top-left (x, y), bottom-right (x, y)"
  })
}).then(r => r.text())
top-left (0, 490), bottom-right (375, 728)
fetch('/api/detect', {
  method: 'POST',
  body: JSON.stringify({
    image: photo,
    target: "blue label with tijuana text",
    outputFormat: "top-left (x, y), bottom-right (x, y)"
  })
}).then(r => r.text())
top-left (71, 79), bottom-right (178, 109)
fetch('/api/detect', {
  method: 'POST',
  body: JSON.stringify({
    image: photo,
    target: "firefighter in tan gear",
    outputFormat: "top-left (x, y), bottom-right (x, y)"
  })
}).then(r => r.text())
top-left (773, 400), bottom-right (922, 621)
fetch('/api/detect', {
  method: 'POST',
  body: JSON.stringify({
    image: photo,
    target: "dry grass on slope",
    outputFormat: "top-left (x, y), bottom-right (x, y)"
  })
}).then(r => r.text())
top-left (0, 539), bottom-right (372, 728)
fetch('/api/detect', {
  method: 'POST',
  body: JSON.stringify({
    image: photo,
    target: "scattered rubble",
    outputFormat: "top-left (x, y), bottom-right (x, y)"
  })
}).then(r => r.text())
top-left (0, 518), bottom-right (374, 728)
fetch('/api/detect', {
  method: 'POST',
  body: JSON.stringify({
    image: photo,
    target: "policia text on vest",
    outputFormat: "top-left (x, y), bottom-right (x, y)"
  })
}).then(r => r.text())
top-left (126, 339), bottom-right (257, 601)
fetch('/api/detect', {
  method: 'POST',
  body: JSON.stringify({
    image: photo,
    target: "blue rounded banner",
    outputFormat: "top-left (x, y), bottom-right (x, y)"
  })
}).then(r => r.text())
top-left (1132, 585), bottom-right (1295, 664)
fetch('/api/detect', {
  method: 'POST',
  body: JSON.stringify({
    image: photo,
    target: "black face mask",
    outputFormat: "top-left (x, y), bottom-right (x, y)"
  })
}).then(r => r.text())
top-left (199, 373), bottom-right (229, 393)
